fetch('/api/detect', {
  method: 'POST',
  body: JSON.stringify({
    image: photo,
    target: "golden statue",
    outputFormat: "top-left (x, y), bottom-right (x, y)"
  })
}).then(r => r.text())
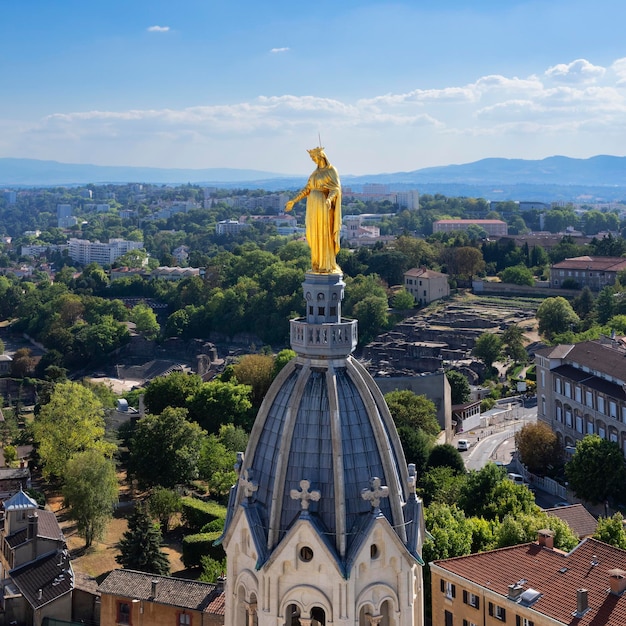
top-left (285, 147), bottom-right (342, 274)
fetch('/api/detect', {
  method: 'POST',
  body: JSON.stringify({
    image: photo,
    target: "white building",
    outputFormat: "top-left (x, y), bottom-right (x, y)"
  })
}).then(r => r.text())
top-left (68, 238), bottom-right (143, 266)
top-left (404, 268), bottom-right (450, 304)
top-left (396, 190), bottom-right (420, 210)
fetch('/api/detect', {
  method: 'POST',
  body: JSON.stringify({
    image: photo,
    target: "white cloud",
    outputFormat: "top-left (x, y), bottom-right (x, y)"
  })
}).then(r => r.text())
top-left (545, 59), bottom-right (605, 83)
top-left (147, 25), bottom-right (170, 33)
top-left (7, 56), bottom-right (626, 173)
top-left (270, 47), bottom-right (289, 53)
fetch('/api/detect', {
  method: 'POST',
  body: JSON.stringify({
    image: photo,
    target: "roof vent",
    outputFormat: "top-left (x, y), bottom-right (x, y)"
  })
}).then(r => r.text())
top-left (151, 579), bottom-right (159, 599)
top-left (591, 555), bottom-right (599, 567)
top-left (574, 589), bottom-right (589, 617)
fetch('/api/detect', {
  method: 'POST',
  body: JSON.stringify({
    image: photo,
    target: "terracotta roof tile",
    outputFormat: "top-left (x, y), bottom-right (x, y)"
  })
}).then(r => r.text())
top-left (544, 504), bottom-right (598, 539)
top-left (433, 538), bottom-right (626, 625)
top-left (98, 569), bottom-right (225, 614)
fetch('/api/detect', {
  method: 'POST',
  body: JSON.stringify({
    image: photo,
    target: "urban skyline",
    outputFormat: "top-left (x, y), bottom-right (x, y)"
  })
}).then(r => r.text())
top-left (2, 1), bottom-right (626, 175)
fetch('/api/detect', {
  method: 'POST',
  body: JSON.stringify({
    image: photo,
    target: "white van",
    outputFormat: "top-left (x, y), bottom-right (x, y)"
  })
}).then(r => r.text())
top-left (457, 439), bottom-right (470, 451)
top-left (507, 473), bottom-right (527, 486)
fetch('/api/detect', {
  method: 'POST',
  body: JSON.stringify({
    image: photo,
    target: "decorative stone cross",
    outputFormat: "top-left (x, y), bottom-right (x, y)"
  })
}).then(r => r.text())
top-left (361, 477), bottom-right (389, 509)
top-left (407, 463), bottom-right (417, 495)
top-left (240, 468), bottom-right (258, 499)
top-left (234, 452), bottom-right (244, 475)
top-left (290, 479), bottom-right (321, 510)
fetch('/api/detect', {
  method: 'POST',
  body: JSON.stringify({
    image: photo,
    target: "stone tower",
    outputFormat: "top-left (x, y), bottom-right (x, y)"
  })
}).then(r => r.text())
top-left (220, 272), bottom-right (425, 626)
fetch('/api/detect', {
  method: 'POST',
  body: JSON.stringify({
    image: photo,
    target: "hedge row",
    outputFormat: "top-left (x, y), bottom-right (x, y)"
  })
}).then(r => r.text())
top-left (181, 497), bottom-right (227, 532)
top-left (182, 531), bottom-right (225, 567)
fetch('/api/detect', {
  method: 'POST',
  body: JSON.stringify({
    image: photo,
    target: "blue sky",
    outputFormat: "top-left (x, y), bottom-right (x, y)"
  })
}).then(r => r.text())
top-left (2, 0), bottom-right (626, 175)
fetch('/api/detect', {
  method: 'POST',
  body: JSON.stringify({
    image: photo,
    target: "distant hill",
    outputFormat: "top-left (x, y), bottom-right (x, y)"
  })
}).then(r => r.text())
top-left (1, 155), bottom-right (625, 202)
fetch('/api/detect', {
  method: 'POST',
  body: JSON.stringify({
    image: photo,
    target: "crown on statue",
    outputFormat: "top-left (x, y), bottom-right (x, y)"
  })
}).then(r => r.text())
top-left (307, 146), bottom-right (326, 157)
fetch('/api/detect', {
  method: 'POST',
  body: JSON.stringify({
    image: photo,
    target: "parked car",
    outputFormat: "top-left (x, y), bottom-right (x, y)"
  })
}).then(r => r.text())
top-left (507, 472), bottom-right (528, 486)
top-left (457, 439), bottom-right (470, 451)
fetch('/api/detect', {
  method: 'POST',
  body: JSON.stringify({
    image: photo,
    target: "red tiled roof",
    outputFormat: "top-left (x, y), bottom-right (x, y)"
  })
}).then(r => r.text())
top-left (551, 256), bottom-right (626, 272)
top-left (404, 267), bottom-right (448, 279)
top-left (544, 504), bottom-right (598, 539)
top-left (433, 538), bottom-right (626, 625)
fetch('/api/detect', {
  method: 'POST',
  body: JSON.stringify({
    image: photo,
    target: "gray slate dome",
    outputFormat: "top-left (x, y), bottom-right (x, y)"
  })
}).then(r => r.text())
top-left (221, 273), bottom-right (421, 572)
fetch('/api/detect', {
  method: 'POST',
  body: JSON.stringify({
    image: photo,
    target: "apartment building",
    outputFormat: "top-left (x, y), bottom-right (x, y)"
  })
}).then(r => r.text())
top-left (68, 238), bottom-right (143, 266)
top-left (404, 267), bottom-right (450, 305)
top-left (536, 337), bottom-right (626, 455)
top-left (433, 219), bottom-right (508, 237)
top-left (431, 532), bottom-right (626, 626)
top-left (549, 256), bottom-right (626, 291)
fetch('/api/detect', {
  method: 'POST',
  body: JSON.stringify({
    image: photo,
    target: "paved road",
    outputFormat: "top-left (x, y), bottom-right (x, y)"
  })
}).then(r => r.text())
top-left (457, 406), bottom-right (537, 472)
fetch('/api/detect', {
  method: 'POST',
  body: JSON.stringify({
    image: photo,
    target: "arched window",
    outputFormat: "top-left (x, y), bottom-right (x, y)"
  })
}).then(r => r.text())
top-left (311, 607), bottom-right (326, 626)
top-left (286, 604), bottom-right (301, 626)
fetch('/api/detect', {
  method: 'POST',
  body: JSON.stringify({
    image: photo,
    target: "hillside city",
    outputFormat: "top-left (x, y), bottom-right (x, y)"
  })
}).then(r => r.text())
top-left (2, 181), bottom-right (626, 625)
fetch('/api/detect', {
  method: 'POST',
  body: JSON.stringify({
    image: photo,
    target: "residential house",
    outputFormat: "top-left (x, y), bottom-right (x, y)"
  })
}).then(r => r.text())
top-left (98, 569), bottom-right (225, 626)
top-left (549, 256), bottom-right (626, 291)
top-left (535, 336), bottom-right (626, 455)
top-left (543, 504), bottom-right (598, 540)
top-left (431, 532), bottom-right (626, 626)
top-left (404, 268), bottom-right (450, 305)
top-left (0, 489), bottom-right (73, 626)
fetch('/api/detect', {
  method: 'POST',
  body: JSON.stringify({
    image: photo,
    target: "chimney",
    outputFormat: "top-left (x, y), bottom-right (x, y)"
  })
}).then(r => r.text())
top-left (508, 584), bottom-right (523, 601)
top-left (609, 569), bottom-right (626, 595)
top-left (216, 575), bottom-right (226, 592)
top-left (27, 513), bottom-right (38, 540)
top-left (151, 579), bottom-right (159, 599)
top-left (537, 529), bottom-right (554, 549)
top-left (574, 589), bottom-right (589, 617)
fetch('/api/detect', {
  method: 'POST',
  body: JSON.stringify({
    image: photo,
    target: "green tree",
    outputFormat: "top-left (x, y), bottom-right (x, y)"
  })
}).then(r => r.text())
top-left (130, 303), bottom-right (160, 340)
top-left (594, 513), bottom-right (626, 549)
top-left (426, 444), bottom-right (466, 474)
top-left (385, 390), bottom-right (440, 437)
top-left (499, 265), bottom-right (534, 286)
top-left (445, 370), bottom-right (471, 405)
top-left (353, 295), bottom-right (389, 344)
top-left (33, 381), bottom-right (116, 479)
top-left (186, 380), bottom-right (253, 433)
top-left (392, 289), bottom-right (415, 310)
top-left (419, 466), bottom-right (467, 506)
top-left (62, 450), bottom-right (118, 548)
top-left (148, 487), bottom-right (182, 533)
top-left (448, 246), bottom-right (485, 281)
top-left (143, 371), bottom-right (203, 416)
top-left (422, 503), bottom-right (472, 561)
top-left (536, 297), bottom-right (580, 340)
top-left (597, 287), bottom-right (615, 324)
top-left (472, 333), bottom-right (503, 369)
top-left (128, 407), bottom-right (206, 489)
top-left (502, 324), bottom-right (527, 363)
top-left (199, 555), bottom-right (228, 583)
top-left (232, 354), bottom-right (274, 409)
top-left (572, 286), bottom-right (596, 322)
top-left (396, 426), bottom-right (433, 476)
top-left (515, 422), bottom-right (561, 475)
top-left (459, 463), bottom-right (536, 521)
top-left (198, 435), bottom-right (238, 496)
top-left (565, 435), bottom-right (626, 504)
top-left (116, 504), bottom-right (170, 575)
top-left (272, 349), bottom-right (297, 379)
